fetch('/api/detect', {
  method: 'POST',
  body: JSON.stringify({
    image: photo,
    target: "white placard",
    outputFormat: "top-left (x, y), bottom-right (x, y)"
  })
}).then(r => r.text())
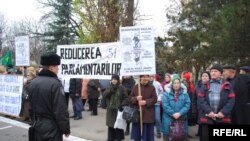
top-left (15, 36), bottom-right (30, 66)
top-left (0, 75), bottom-right (23, 117)
top-left (57, 42), bottom-right (121, 79)
top-left (120, 26), bottom-right (156, 76)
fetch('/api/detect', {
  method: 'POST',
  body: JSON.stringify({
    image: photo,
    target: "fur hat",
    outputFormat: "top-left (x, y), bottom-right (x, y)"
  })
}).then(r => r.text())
top-left (210, 64), bottom-right (223, 73)
top-left (40, 53), bottom-right (61, 66)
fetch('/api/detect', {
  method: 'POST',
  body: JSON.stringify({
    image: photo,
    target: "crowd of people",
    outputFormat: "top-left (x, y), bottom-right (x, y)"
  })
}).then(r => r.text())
top-left (1, 53), bottom-right (250, 141)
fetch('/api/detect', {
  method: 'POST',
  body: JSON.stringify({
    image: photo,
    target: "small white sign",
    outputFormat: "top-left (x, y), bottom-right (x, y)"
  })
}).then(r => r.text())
top-left (120, 26), bottom-right (156, 76)
top-left (15, 36), bottom-right (30, 66)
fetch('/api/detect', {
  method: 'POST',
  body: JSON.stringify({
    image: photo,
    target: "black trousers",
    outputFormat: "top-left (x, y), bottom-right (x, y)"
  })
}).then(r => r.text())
top-left (126, 121), bottom-right (130, 132)
top-left (107, 127), bottom-right (124, 141)
top-left (101, 89), bottom-right (107, 109)
top-left (64, 92), bottom-right (70, 108)
top-left (200, 124), bottom-right (209, 141)
top-left (81, 99), bottom-right (86, 110)
top-left (89, 98), bottom-right (98, 115)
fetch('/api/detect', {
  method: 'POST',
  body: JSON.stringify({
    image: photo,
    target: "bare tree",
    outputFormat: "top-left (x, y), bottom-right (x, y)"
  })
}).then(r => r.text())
top-left (3, 19), bottom-right (46, 66)
top-left (0, 13), bottom-right (7, 58)
top-left (74, 0), bottom-right (138, 43)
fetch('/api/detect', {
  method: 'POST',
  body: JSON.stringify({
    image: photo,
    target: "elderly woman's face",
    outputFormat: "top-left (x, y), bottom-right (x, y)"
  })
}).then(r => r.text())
top-left (173, 79), bottom-right (181, 91)
top-left (201, 73), bottom-right (210, 83)
top-left (140, 75), bottom-right (150, 85)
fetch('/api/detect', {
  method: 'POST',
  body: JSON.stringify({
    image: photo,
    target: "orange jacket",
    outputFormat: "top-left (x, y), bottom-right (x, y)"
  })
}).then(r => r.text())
top-left (81, 79), bottom-right (89, 99)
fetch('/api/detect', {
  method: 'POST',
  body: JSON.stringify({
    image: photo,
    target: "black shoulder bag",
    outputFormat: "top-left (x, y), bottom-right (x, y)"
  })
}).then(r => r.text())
top-left (122, 106), bottom-right (139, 123)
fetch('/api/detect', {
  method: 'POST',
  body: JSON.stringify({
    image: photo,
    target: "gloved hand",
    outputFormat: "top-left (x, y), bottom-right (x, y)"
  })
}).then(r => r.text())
top-left (110, 87), bottom-right (116, 93)
top-left (113, 85), bottom-right (118, 90)
top-left (110, 85), bottom-right (118, 93)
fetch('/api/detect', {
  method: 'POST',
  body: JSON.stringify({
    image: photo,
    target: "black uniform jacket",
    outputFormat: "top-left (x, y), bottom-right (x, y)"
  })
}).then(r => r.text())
top-left (29, 69), bottom-right (70, 141)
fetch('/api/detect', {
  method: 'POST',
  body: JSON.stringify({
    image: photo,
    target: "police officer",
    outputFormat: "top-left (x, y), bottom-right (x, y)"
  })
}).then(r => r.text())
top-left (29, 53), bottom-right (70, 141)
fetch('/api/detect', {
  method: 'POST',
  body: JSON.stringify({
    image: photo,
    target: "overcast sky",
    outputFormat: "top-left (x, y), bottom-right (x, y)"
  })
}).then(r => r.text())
top-left (0, 0), bottom-right (171, 37)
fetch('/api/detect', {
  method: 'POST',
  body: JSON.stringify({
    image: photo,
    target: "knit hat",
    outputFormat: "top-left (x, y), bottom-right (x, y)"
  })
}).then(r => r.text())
top-left (182, 72), bottom-right (191, 81)
top-left (210, 64), bottom-right (223, 73)
top-left (223, 64), bottom-right (236, 70)
top-left (111, 74), bottom-right (120, 82)
top-left (40, 53), bottom-right (61, 66)
top-left (171, 75), bottom-right (181, 85)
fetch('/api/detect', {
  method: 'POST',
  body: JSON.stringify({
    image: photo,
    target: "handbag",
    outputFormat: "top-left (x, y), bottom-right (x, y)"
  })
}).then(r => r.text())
top-left (74, 98), bottom-right (83, 111)
top-left (114, 111), bottom-right (127, 130)
top-left (169, 119), bottom-right (185, 140)
top-left (122, 106), bottom-right (139, 123)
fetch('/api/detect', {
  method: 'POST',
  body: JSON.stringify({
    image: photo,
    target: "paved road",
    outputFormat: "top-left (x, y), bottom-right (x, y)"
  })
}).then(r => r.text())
top-left (0, 101), bottom-right (200, 141)
top-left (69, 106), bottom-right (199, 141)
top-left (0, 116), bottom-right (29, 141)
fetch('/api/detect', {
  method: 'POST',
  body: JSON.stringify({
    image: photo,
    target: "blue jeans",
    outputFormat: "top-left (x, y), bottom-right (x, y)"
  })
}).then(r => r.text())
top-left (155, 104), bottom-right (161, 134)
top-left (72, 97), bottom-right (82, 118)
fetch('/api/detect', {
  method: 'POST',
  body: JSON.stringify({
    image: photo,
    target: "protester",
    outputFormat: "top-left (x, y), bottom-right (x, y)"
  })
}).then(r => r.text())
top-left (19, 72), bottom-right (36, 122)
top-left (81, 79), bottom-right (89, 111)
top-left (27, 66), bottom-right (36, 76)
top-left (161, 76), bottom-right (190, 141)
top-left (29, 53), bottom-right (70, 141)
top-left (15, 67), bottom-right (23, 74)
top-left (161, 73), bottom-right (171, 91)
top-left (0, 65), bottom-right (7, 74)
top-left (103, 74), bottom-right (129, 141)
top-left (69, 78), bottom-right (83, 120)
top-left (87, 79), bottom-right (101, 115)
top-left (223, 64), bottom-right (250, 124)
top-left (239, 66), bottom-right (250, 74)
top-left (7, 64), bottom-right (14, 74)
top-left (130, 75), bottom-right (157, 141)
top-left (194, 71), bottom-right (211, 136)
top-left (62, 77), bottom-right (70, 108)
top-left (149, 75), bottom-right (163, 138)
top-left (181, 71), bottom-right (196, 138)
top-left (197, 64), bottom-right (235, 141)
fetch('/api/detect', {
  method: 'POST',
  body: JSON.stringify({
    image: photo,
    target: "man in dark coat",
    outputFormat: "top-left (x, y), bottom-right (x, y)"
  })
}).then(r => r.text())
top-left (223, 64), bottom-right (250, 124)
top-left (239, 66), bottom-right (250, 74)
top-left (29, 53), bottom-right (70, 141)
top-left (198, 64), bottom-right (235, 141)
top-left (69, 78), bottom-right (83, 120)
top-left (87, 79), bottom-right (101, 115)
